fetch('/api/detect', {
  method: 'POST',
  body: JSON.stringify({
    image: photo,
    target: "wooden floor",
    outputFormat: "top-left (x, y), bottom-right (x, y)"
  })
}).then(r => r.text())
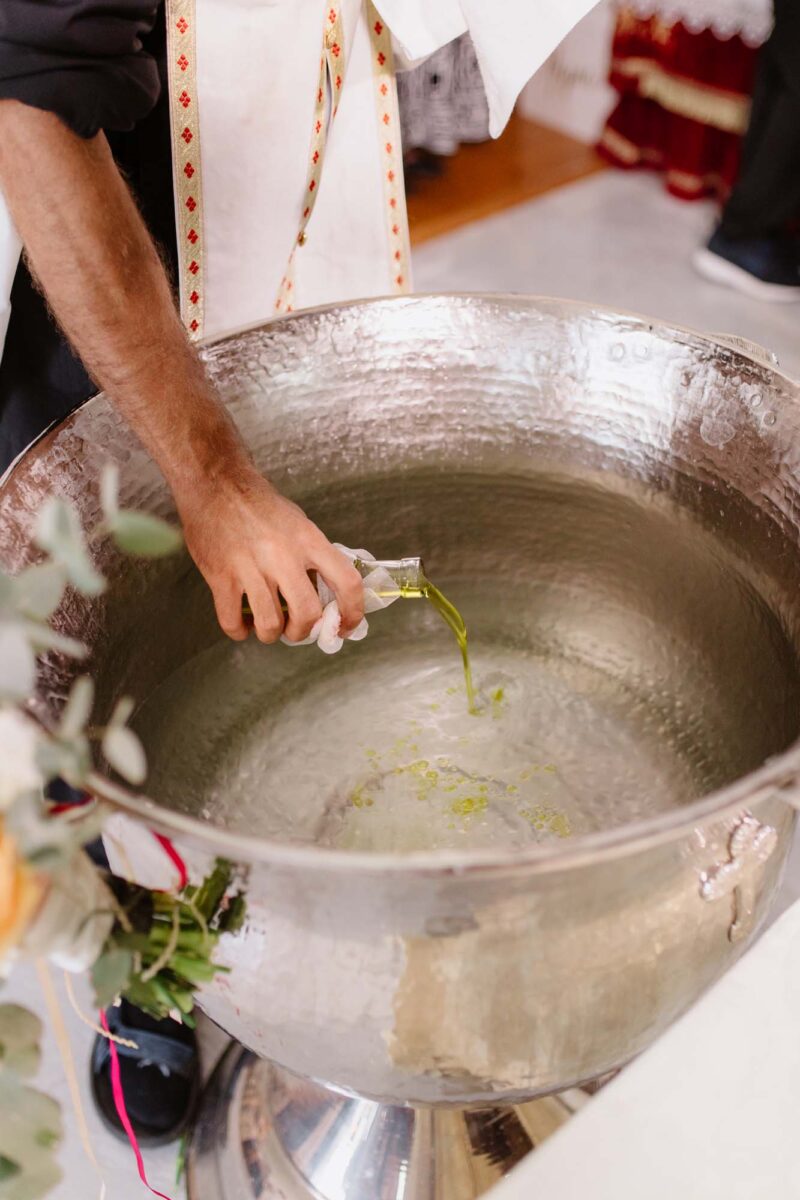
top-left (406, 115), bottom-right (606, 245)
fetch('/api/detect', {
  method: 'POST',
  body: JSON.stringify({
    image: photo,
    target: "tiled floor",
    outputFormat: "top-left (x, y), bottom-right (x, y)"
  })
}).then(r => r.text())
top-left (412, 169), bottom-right (800, 381)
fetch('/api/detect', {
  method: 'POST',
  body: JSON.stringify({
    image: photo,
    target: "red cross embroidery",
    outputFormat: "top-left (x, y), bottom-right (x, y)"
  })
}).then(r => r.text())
top-left (187, 229), bottom-right (198, 243)
top-left (394, 250), bottom-right (401, 261)
top-left (395, 275), bottom-right (404, 286)
top-left (189, 290), bottom-right (199, 304)
top-left (392, 223), bottom-right (399, 235)
top-left (389, 197), bottom-right (397, 208)
top-left (374, 20), bottom-right (383, 34)
top-left (184, 162), bottom-right (195, 178)
top-left (380, 83), bottom-right (388, 95)
top-left (181, 127), bottom-right (192, 143)
top-left (382, 113), bottom-right (390, 125)
top-left (317, 88), bottom-right (323, 104)
top-left (189, 319), bottom-right (199, 331)
top-left (385, 142), bottom-right (392, 153)
top-left (303, 206), bottom-right (310, 218)
top-left (315, 120), bottom-right (322, 133)
top-left (335, 75), bottom-right (342, 89)
top-left (185, 196), bottom-right (196, 212)
top-left (329, 8), bottom-right (336, 22)
top-left (387, 170), bottom-right (395, 182)
top-left (188, 260), bottom-right (199, 275)
top-left (312, 151), bottom-right (319, 164)
top-left (177, 54), bottom-right (189, 71)
top-left (309, 179), bottom-right (316, 191)
top-left (331, 43), bottom-right (340, 57)
top-left (176, 16), bottom-right (188, 33)
top-left (377, 51), bottom-right (386, 65)
top-left (179, 91), bottom-right (191, 109)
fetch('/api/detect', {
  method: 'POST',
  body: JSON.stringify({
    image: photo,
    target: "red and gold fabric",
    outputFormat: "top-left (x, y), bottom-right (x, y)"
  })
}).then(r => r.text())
top-left (599, 8), bottom-right (765, 201)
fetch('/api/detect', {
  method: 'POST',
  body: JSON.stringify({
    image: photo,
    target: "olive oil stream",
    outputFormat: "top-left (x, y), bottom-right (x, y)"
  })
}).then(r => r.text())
top-left (397, 578), bottom-right (477, 713)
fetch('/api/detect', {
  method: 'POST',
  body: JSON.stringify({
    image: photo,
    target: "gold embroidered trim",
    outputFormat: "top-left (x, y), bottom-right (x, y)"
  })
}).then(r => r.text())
top-left (367, 2), bottom-right (411, 295)
top-left (166, 0), bottom-right (205, 340)
top-left (613, 56), bottom-right (751, 134)
top-left (275, 5), bottom-right (348, 314)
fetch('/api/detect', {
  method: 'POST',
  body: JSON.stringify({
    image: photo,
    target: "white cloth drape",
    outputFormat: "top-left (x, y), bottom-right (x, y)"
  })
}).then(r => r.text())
top-left (375, 0), bottom-right (602, 136)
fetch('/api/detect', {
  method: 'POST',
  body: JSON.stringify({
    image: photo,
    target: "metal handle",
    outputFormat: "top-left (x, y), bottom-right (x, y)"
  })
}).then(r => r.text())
top-left (708, 331), bottom-right (780, 370)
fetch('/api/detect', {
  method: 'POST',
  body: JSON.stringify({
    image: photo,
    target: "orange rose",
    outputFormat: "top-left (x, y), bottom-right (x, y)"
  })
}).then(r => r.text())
top-left (0, 820), bottom-right (45, 967)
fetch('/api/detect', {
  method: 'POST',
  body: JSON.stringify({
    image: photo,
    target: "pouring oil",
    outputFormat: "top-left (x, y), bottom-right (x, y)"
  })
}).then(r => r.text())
top-left (357, 557), bottom-right (477, 713)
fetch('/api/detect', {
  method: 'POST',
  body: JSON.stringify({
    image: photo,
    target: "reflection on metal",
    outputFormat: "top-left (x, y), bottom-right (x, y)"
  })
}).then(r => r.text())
top-left (699, 812), bottom-right (779, 943)
top-left (3, 296), bottom-right (800, 1196)
top-left (188, 1048), bottom-right (590, 1200)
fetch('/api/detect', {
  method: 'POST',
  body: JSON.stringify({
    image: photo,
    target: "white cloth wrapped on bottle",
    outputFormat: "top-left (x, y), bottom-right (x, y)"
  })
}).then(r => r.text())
top-left (282, 545), bottom-right (402, 654)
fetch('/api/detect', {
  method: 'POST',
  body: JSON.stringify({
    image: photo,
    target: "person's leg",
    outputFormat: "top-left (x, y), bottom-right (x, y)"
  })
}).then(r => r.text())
top-left (722, 0), bottom-right (800, 238)
top-left (694, 0), bottom-right (800, 299)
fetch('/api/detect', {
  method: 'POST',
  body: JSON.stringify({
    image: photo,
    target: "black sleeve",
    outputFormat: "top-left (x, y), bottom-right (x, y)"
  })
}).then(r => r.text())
top-left (0, 1), bottom-right (161, 138)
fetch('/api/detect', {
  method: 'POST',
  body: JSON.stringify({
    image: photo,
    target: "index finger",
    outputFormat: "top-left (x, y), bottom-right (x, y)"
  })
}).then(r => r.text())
top-left (312, 545), bottom-right (364, 635)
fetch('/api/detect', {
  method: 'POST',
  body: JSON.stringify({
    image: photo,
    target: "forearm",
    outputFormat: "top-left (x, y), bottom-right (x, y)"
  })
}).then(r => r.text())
top-left (0, 100), bottom-right (252, 497)
top-left (0, 99), bottom-right (363, 641)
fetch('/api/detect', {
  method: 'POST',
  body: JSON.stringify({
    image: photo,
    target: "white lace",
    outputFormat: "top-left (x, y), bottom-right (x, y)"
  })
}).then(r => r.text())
top-left (619, 0), bottom-right (773, 47)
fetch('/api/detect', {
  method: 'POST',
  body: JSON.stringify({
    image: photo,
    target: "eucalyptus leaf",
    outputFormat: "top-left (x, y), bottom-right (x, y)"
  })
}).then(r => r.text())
top-left (22, 622), bottom-right (87, 661)
top-left (0, 1072), bottom-right (62, 1200)
top-left (108, 695), bottom-right (135, 728)
top-left (101, 725), bottom-right (147, 785)
top-left (35, 498), bottom-right (105, 596)
top-left (0, 1007), bottom-right (41, 1080)
top-left (99, 462), bottom-right (120, 522)
top-left (91, 947), bottom-right (134, 1008)
top-left (59, 676), bottom-right (94, 741)
top-left (110, 510), bottom-right (183, 557)
top-left (0, 573), bottom-right (15, 618)
top-left (35, 734), bottom-right (91, 788)
top-left (12, 564), bottom-right (67, 622)
top-left (0, 625), bottom-right (35, 701)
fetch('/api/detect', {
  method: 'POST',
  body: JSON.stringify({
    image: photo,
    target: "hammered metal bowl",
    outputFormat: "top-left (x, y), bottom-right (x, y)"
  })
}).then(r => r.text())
top-left (2, 295), bottom-right (800, 1108)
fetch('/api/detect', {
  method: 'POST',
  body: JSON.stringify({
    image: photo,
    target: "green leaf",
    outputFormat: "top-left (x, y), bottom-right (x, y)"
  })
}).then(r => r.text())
top-left (12, 563), bottom-right (67, 622)
top-left (0, 1155), bottom-right (20, 1183)
top-left (101, 725), bottom-right (147, 785)
top-left (59, 676), bottom-right (94, 740)
top-left (219, 892), bottom-right (247, 934)
top-left (0, 625), bottom-right (35, 701)
top-left (100, 463), bottom-right (119, 522)
top-left (111, 510), bottom-right (183, 558)
top-left (35, 498), bottom-right (105, 596)
top-left (91, 948), bottom-right (134, 1008)
top-left (0, 1072), bottom-right (62, 1200)
top-left (0, 1007), bottom-right (42, 1079)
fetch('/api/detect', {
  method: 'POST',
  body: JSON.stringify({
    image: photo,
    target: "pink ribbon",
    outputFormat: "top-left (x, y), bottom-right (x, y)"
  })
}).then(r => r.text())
top-left (98, 1009), bottom-right (174, 1200)
top-left (152, 833), bottom-right (189, 890)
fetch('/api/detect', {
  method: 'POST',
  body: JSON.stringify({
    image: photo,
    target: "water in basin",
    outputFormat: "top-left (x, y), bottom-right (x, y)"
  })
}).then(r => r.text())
top-left (131, 472), bottom-right (800, 854)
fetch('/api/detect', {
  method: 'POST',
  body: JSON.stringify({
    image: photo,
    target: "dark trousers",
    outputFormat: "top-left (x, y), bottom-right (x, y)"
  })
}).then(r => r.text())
top-left (722, 0), bottom-right (800, 239)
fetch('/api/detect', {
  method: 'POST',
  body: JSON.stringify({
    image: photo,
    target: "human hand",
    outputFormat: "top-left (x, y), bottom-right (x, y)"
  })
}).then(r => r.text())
top-left (175, 468), bottom-right (364, 644)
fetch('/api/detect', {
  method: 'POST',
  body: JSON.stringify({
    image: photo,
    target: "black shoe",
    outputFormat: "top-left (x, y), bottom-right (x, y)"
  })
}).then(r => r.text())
top-left (91, 1001), bottom-right (200, 1147)
top-left (693, 227), bottom-right (800, 302)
